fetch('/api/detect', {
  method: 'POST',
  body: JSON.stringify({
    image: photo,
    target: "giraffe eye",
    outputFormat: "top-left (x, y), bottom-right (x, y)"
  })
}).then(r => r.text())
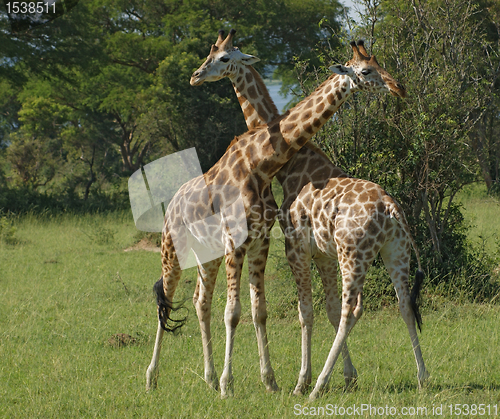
top-left (220, 57), bottom-right (230, 63)
top-left (361, 69), bottom-right (371, 76)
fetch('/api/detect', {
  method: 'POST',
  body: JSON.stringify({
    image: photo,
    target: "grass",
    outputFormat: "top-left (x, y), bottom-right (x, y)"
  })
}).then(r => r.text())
top-left (457, 183), bottom-right (500, 257)
top-left (0, 187), bottom-right (499, 418)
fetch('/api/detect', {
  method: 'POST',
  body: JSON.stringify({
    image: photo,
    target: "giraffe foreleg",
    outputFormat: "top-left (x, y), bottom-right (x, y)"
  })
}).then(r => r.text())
top-left (283, 233), bottom-right (314, 396)
top-left (248, 240), bottom-right (279, 393)
top-left (193, 258), bottom-right (222, 391)
top-left (314, 255), bottom-right (358, 389)
top-left (309, 289), bottom-right (363, 400)
top-left (220, 250), bottom-right (244, 398)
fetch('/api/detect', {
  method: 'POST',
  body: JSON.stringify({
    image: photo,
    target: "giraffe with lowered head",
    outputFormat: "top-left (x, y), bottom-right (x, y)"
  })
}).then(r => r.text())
top-left (146, 33), bottom-right (407, 397)
top-left (191, 31), bottom-right (429, 398)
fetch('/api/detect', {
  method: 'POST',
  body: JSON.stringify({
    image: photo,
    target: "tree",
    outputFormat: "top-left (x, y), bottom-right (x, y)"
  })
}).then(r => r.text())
top-left (468, 0), bottom-right (500, 193)
top-left (6, 93), bottom-right (68, 189)
top-left (0, 0), bottom-right (345, 204)
top-left (302, 0), bottom-right (499, 280)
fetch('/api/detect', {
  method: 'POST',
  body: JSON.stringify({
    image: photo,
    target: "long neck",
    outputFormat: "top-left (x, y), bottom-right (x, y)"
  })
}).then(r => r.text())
top-left (278, 73), bottom-right (350, 154)
top-left (228, 73), bottom-right (351, 183)
top-left (226, 73), bottom-right (350, 185)
top-left (229, 66), bottom-right (280, 129)
top-left (229, 65), bottom-right (342, 186)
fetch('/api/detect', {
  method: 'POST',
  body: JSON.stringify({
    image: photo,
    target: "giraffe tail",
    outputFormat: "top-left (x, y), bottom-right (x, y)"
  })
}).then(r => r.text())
top-left (390, 202), bottom-right (424, 332)
top-left (153, 277), bottom-right (188, 333)
top-left (410, 270), bottom-right (424, 332)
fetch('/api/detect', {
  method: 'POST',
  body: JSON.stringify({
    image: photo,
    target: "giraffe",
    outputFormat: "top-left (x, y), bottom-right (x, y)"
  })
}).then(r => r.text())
top-left (190, 29), bottom-right (357, 394)
top-left (191, 32), bottom-right (429, 397)
top-left (146, 34), bottom-right (407, 397)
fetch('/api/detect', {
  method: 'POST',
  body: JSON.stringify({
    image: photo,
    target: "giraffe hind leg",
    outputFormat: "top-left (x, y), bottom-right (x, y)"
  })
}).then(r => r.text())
top-left (146, 319), bottom-right (164, 391)
top-left (248, 239), bottom-right (279, 393)
top-left (309, 245), bottom-right (370, 400)
top-left (146, 247), bottom-right (185, 390)
top-left (380, 240), bottom-right (429, 389)
top-left (309, 286), bottom-right (364, 400)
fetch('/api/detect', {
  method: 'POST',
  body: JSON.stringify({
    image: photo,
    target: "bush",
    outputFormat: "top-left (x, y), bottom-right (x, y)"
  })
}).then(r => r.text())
top-left (0, 216), bottom-right (17, 244)
top-left (0, 185), bottom-right (129, 215)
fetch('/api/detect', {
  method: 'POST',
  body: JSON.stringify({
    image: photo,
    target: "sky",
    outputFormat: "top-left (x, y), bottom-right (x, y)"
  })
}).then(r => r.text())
top-left (340, 0), bottom-right (363, 23)
top-left (341, 0), bottom-right (357, 9)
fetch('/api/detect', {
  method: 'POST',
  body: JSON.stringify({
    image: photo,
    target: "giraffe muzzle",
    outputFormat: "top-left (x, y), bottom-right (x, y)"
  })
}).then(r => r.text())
top-left (190, 71), bottom-right (205, 86)
top-left (390, 82), bottom-right (407, 98)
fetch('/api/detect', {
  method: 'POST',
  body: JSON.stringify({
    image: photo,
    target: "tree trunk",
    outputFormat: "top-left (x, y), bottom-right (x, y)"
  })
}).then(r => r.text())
top-left (422, 191), bottom-right (443, 264)
top-left (83, 146), bottom-right (96, 201)
top-left (471, 129), bottom-right (493, 190)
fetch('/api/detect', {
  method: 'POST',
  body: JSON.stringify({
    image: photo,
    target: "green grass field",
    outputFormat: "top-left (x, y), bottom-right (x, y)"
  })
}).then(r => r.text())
top-left (457, 184), bottom-right (500, 258)
top-left (0, 187), bottom-right (499, 418)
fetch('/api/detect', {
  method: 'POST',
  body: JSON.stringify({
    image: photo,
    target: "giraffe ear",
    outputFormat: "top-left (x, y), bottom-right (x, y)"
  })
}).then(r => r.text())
top-left (329, 64), bottom-right (354, 77)
top-left (240, 53), bottom-right (260, 65)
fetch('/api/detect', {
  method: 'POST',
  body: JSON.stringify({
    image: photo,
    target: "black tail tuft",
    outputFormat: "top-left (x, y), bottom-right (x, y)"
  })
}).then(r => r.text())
top-left (410, 270), bottom-right (425, 332)
top-left (153, 277), bottom-right (188, 334)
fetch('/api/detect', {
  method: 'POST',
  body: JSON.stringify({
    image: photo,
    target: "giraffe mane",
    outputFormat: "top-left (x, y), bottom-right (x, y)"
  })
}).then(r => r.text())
top-left (302, 142), bottom-right (331, 163)
top-left (247, 66), bottom-right (280, 119)
top-left (226, 136), bottom-right (239, 151)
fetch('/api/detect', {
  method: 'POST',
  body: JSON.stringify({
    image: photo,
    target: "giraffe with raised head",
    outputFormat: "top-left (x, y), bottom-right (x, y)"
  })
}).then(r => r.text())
top-left (191, 32), bottom-right (429, 397)
top-left (190, 29), bottom-right (357, 393)
top-left (146, 33), bottom-right (407, 397)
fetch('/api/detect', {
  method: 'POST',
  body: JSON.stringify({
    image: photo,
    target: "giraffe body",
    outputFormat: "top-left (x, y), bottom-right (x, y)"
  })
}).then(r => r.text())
top-left (147, 32), bottom-right (408, 396)
top-left (282, 173), bottom-right (429, 398)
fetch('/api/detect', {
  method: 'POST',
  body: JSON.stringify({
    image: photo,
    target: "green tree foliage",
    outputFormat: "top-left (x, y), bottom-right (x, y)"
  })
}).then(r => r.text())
top-left (298, 0), bottom-right (499, 292)
top-left (469, 1), bottom-right (500, 194)
top-left (0, 0), bottom-right (343, 208)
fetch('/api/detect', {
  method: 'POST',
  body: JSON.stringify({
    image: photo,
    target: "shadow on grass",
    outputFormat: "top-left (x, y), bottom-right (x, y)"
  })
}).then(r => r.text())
top-left (427, 382), bottom-right (500, 392)
top-left (292, 380), bottom-right (500, 397)
top-left (376, 380), bottom-right (500, 394)
top-left (282, 381), bottom-right (360, 398)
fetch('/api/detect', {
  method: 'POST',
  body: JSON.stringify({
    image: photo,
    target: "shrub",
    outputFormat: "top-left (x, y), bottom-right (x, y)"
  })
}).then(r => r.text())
top-left (0, 216), bottom-right (17, 244)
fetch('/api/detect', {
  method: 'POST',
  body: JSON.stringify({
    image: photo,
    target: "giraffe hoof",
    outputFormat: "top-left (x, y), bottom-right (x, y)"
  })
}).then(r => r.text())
top-left (146, 367), bottom-right (158, 392)
top-left (262, 372), bottom-right (280, 393)
top-left (344, 376), bottom-right (358, 391)
top-left (418, 370), bottom-right (430, 389)
top-left (220, 386), bottom-right (233, 399)
top-left (265, 381), bottom-right (280, 393)
top-left (220, 376), bottom-right (234, 398)
top-left (206, 372), bottom-right (220, 391)
top-left (309, 383), bottom-right (329, 400)
top-left (293, 383), bottom-right (309, 396)
top-left (309, 389), bottom-right (320, 401)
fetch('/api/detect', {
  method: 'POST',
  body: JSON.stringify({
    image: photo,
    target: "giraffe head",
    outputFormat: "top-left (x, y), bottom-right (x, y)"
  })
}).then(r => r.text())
top-left (330, 40), bottom-right (406, 98)
top-left (190, 29), bottom-right (260, 86)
